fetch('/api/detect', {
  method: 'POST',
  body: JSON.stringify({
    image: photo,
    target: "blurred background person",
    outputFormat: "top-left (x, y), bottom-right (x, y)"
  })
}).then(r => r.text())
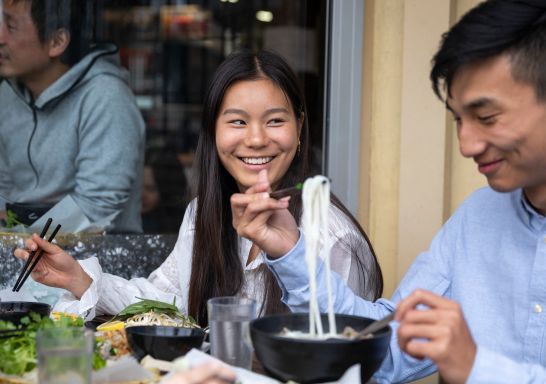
top-left (0, 0), bottom-right (144, 232)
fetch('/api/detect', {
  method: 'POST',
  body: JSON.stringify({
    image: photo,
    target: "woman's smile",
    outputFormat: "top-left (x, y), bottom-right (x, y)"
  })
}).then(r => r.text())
top-left (240, 156), bottom-right (275, 165)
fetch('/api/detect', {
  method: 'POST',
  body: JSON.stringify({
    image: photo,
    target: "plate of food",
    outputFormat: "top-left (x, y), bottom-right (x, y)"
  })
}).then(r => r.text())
top-left (0, 297), bottom-right (202, 384)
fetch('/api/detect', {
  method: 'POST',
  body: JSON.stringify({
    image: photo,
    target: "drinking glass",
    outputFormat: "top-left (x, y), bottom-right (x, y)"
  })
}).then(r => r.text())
top-left (37, 327), bottom-right (94, 384)
top-left (207, 296), bottom-right (257, 369)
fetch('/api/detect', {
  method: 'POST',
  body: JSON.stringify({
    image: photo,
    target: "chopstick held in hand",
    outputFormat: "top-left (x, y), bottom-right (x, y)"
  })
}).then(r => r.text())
top-left (13, 221), bottom-right (61, 292)
top-left (12, 218), bottom-right (52, 292)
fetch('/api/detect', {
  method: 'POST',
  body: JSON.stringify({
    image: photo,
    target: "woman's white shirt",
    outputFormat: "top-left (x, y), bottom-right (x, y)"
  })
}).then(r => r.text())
top-left (53, 200), bottom-right (375, 320)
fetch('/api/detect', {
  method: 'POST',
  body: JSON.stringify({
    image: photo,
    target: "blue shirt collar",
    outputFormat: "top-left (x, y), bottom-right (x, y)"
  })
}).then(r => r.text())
top-left (518, 189), bottom-right (546, 232)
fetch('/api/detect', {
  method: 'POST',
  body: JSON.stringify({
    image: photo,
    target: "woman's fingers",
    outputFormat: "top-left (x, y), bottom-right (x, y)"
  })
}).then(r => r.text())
top-left (13, 247), bottom-right (30, 261)
top-left (31, 233), bottom-right (63, 254)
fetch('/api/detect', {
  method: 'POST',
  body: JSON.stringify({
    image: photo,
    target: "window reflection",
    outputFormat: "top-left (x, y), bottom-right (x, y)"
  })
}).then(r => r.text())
top-left (0, 0), bottom-right (327, 234)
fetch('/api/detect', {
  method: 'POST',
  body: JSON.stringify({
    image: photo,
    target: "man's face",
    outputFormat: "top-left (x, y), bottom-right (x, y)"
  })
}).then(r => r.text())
top-left (448, 55), bottom-right (546, 204)
top-left (0, 1), bottom-right (51, 80)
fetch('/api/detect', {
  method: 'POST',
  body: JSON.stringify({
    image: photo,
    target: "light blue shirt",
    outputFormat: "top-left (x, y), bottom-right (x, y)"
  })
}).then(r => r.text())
top-left (266, 187), bottom-right (546, 383)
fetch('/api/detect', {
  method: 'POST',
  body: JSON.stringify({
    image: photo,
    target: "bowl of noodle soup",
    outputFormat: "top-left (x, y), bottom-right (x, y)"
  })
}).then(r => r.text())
top-left (250, 312), bottom-right (391, 383)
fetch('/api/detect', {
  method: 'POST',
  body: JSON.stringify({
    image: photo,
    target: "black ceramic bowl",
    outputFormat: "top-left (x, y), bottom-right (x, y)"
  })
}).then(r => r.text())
top-left (0, 301), bottom-right (52, 325)
top-left (250, 313), bottom-right (391, 383)
top-left (125, 325), bottom-right (206, 361)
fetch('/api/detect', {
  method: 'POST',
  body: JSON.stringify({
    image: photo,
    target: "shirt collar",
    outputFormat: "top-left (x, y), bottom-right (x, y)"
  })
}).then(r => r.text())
top-left (519, 189), bottom-right (546, 232)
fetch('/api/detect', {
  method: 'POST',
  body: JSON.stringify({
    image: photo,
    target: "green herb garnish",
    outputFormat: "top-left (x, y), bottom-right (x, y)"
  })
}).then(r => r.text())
top-left (0, 312), bottom-right (106, 376)
top-left (4, 209), bottom-right (26, 228)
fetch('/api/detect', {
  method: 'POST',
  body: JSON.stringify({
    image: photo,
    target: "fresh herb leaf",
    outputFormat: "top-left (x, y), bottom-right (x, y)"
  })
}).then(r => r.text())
top-left (5, 209), bottom-right (26, 229)
top-left (0, 313), bottom-right (105, 376)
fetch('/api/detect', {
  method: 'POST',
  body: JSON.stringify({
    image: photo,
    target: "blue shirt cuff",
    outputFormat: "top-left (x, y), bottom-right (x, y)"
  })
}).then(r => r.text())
top-left (265, 230), bottom-right (311, 293)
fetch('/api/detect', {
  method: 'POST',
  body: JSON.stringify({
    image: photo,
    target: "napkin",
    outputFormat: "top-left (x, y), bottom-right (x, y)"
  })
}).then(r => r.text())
top-left (29, 195), bottom-right (117, 233)
top-left (0, 288), bottom-right (37, 302)
top-left (3, 195), bottom-right (117, 234)
top-left (92, 355), bottom-right (155, 383)
top-left (158, 349), bottom-right (362, 384)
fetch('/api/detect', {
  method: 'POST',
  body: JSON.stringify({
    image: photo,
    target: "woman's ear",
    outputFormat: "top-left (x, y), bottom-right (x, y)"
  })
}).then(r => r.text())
top-left (298, 111), bottom-right (305, 136)
top-left (48, 29), bottom-right (71, 59)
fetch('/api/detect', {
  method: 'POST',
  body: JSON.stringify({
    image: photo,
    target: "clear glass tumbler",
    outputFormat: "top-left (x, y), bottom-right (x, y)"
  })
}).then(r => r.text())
top-left (37, 327), bottom-right (94, 384)
top-left (207, 296), bottom-right (257, 369)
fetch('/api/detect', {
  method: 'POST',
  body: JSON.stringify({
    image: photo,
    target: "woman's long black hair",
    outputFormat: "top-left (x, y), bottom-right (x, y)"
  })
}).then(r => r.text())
top-left (188, 50), bottom-right (382, 326)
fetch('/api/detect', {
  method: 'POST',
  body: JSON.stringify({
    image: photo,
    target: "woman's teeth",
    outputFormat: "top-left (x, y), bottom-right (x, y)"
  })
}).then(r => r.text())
top-left (241, 157), bottom-right (273, 165)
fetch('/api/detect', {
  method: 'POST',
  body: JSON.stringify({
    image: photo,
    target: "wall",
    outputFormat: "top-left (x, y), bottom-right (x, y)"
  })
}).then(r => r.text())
top-left (359, 0), bottom-right (484, 382)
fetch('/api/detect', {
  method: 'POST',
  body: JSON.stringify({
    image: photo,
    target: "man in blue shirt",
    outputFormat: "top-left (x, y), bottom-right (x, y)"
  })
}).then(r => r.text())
top-left (231, 0), bottom-right (546, 382)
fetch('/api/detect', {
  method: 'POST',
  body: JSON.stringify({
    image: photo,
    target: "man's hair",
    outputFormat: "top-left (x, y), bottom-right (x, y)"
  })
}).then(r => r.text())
top-left (10, 0), bottom-right (94, 65)
top-left (430, 0), bottom-right (546, 101)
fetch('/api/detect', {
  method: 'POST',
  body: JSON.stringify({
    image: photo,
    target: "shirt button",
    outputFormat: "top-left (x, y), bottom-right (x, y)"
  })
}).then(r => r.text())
top-left (534, 304), bottom-right (543, 313)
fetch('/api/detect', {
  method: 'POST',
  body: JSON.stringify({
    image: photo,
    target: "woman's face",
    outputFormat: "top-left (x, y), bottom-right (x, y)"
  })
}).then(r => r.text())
top-left (215, 79), bottom-right (302, 191)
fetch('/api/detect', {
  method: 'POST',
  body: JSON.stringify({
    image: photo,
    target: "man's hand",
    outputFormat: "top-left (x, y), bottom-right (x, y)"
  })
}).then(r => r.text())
top-left (231, 169), bottom-right (299, 258)
top-left (395, 290), bottom-right (476, 384)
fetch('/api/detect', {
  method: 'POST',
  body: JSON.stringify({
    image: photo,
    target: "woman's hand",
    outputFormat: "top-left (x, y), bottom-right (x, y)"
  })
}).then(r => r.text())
top-left (162, 362), bottom-right (236, 384)
top-left (395, 289), bottom-right (477, 384)
top-left (13, 234), bottom-right (92, 299)
top-left (231, 170), bottom-right (299, 258)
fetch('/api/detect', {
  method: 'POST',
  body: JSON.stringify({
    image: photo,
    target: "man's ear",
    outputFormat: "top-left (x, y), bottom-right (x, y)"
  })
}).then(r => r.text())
top-left (48, 29), bottom-right (71, 59)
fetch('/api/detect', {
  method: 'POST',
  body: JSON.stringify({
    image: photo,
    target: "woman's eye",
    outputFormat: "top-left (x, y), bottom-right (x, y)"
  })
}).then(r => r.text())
top-left (229, 119), bottom-right (245, 126)
top-left (268, 118), bottom-right (285, 126)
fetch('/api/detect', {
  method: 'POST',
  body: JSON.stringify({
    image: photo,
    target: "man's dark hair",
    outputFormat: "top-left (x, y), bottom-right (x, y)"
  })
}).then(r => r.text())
top-left (12, 0), bottom-right (95, 65)
top-left (430, 0), bottom-right (546, 101)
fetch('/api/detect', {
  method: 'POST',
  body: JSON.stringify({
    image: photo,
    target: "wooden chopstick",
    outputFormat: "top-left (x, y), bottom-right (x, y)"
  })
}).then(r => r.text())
top-left (14, 223), bottom-right (61, 292)
top-left (12, 218), bottom-right (52, 292)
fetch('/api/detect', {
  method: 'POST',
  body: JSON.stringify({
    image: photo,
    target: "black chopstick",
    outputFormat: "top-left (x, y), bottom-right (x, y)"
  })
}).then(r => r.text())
top-left (269, 179), bottom-right (330, 199)
top-left (12, 218), bottom-right (52, 292)
top-left (14, 223), bottom-right (61, 292)
top-left (269, 183), bottom-right (304, 199)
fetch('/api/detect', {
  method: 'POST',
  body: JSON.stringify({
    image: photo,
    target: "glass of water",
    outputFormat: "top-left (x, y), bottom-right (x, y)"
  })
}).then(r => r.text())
top-left (207, 296), bottom-right (257, 369)
top-left (37, 327), bottom-right (94, 384)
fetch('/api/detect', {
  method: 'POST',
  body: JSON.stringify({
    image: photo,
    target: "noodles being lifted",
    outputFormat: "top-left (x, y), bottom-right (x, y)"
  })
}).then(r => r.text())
top-left (279, 176), bottom-right (369, 341)
top-left (301, 175), bottom-right (336, 337)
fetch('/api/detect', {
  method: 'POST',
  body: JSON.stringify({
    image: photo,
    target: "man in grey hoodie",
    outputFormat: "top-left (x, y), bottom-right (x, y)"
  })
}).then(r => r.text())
top-left (0, 0), bottom-right (145, 233)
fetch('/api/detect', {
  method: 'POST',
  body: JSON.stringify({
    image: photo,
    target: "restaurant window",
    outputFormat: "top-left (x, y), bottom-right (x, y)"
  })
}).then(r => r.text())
top-left (97, 0), bottom-right (329, 233)
top-left (0, 0), bottom-right (331, 234)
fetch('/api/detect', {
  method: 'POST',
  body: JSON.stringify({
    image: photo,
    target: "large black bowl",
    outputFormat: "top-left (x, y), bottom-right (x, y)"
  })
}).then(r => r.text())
top-left (250, 313), bottom-right (391, 383)
top-left (0, 301), bottom-right (52, 325)
top-left (125, 326), bottom-right (206, 361)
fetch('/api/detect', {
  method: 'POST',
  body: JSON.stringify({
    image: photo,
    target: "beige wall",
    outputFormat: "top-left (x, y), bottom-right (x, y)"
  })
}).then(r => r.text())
top-left (360, 0), bottom-right (485, 296)
top-left (359, 0), bottom-right (485, 380)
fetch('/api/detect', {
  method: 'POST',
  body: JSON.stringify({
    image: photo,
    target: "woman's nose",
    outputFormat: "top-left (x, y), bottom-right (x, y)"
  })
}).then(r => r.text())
top-left (245, 124), bottom-right (269, 147)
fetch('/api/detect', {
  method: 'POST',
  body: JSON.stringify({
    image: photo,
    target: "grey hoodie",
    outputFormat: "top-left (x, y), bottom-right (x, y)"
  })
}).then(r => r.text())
top-left (0, 45), bottom-right (145, 233)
